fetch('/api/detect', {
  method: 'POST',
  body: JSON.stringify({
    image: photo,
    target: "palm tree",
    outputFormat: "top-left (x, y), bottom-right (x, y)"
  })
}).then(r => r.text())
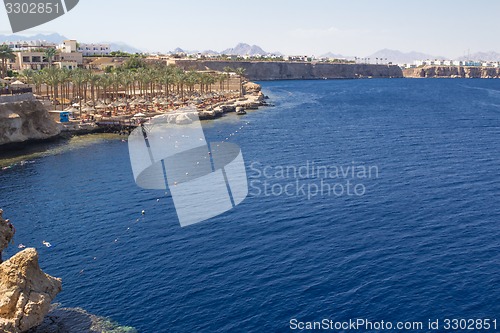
top-left (20, 69), bottom-right (35, 85)
top-left (173, 70), bottom-right (187, 100)
top-left (31, 71), bottom-right (44, 95)
top-left (44, 48), bottom-right (57, 68)
top-left (110, 71), bottom-right (123, 100)
top-left (217, 73), bottom-right (226, 92)
top-left (43, 67), bottom-right (60, 106)
top-left (98, 75), bottom-right (113, 102)
top-left (58, 68), bottom-right (71, 109)
top-left (223, 66), bottom-right (233, 91)
top-left (71, 69), bottom-right (86, 116)
top-left (234, 67), bottom-right (246, 97)
top-left (161, 66), bottom-right (174, 103)
top-left (86, 70), bottom-right (100, 106)
top-left (0, 45), bottom-right (16, 78)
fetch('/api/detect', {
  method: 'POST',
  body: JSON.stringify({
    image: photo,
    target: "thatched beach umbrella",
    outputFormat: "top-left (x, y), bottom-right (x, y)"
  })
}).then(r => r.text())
top-left (81, 105), bottom-right (95, 113)
top-left (64, 106), bottom-right (79, 113)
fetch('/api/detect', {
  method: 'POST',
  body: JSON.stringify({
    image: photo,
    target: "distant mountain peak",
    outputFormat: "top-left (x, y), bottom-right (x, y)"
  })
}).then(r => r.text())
top-left (319, 52), bottom-right (351, 59)
top-left (222, 43), bottom-right (268, 56)
top-left (367, 49), bottom-right (444, 64)
top-left (0, 32), bottom-right (67, 43)
top-left (456, 51), bottom-right (500, 62)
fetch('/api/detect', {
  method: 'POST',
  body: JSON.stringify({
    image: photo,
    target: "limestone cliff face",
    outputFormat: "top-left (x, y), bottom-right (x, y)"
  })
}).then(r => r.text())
top-left (174, 60), bottom-right (404, 80)
top-left (0, 209), bottom-right (15, 260)
top-left (403, 66), bottom-right (500, 78)
top-left (0, 94), bottom-right (60, 147)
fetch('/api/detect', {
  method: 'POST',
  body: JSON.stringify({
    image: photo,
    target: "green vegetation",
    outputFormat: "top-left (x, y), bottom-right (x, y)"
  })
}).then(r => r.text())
top-left (109, 51), bottom-right (133, 57)
top-left (0, 45), bottom-right (16, 78)
top-left (44, 48), bottom-right (57, 67)
top-left (123, 55), bottom-right (147, 69)
top-left (17, 62), bottom-right (244, 114)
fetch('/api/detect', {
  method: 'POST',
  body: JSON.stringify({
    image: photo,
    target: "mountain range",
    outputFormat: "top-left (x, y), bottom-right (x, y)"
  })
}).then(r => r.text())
top-left (365, 49), bottom-right (445, 64)
top-left (2, 35), bottom-right (500, 63)
top-left (221, 43), bottom-right (267, 56)
top-left (456, 51), bottom-right (500, 62)
top-left (171, 43), bottom-right (270, 56)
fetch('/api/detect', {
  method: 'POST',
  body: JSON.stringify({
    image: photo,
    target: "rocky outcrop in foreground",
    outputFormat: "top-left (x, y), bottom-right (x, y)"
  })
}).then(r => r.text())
top-left (0, 249), bottom-right (62, 333)
top-left (0, 210), bottom-right (135, 332)
top-left (0, 210), bottom-right (62, 333)
top-left (403, 66), bottom-right (500, 78)
top-left (0, 209), bottom-right (15, 262)
top-left (0, 94), bottom-right (60, 147)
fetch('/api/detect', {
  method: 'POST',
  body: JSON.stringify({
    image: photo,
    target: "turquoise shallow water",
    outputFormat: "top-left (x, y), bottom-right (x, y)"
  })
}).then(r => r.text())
top-left (1, 79), bottom-right (499, 332)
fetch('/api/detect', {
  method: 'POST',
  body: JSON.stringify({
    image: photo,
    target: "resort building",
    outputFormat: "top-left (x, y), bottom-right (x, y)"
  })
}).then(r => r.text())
top-left (78, 43), bottom-right (111, 56)
top-left (88, 57), bottom-right (126, 70)
top-left (53, 61), bottom-right (79, 70)
top-left (10, 50), bottom-right (83, 70)
top-left (57, 40), bottom-right (78, 53)
top-left (413, 59), bottom-right (485, 67)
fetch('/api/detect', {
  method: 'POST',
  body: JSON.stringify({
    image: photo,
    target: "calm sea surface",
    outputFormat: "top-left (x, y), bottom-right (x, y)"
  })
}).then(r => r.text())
top-left (1, 79), bottom-right (499, 332)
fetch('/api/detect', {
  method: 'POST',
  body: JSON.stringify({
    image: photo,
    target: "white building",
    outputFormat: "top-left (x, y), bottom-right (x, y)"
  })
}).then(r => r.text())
top-left (78, 43), bottom-right (111, 56)
top-left (58, 40), bottom-right (78, 53)
top-left (1, 40), bottom-right (56, 51)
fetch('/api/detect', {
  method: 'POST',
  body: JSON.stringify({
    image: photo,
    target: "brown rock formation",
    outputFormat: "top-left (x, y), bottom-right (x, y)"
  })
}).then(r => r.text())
top-left (0, 209), bottom-right (15, 263)
top-left (0, 210), bottom-right (62, 333)
top-left (403, 66), bottom-right (500, 78)
top-left (242, 81), bottom-right (261, 95)
top-left (0, 94), bottom-right (60, 147)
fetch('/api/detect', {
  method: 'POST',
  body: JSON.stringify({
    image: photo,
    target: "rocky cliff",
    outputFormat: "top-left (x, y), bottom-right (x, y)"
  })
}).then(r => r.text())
top-left (0, 94), bottom-right (60, 147)
top-left (174, 60), bottom-right (403, 80)
top-left (403, 66), bottom-right (500, 78)
top-left (0, 209), bottom-right (15, 263)
top-left (0, 210), bottom-right (62, 333)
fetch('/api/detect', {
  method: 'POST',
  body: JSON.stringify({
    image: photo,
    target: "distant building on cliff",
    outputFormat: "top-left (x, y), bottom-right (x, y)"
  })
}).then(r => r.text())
top-left (411, 59), bottom-right (495, 68)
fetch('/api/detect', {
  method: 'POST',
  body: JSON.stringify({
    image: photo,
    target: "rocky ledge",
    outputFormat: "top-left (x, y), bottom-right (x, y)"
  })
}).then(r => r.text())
top-left (0, 209), bottom-right (62, 333)
top-left (174, 60), bottom-right (404, 80)
top-left (0, 94), bottom-right (61, 147)
top-left (198, 81), bottom-right (270, 120)
top-left (403, 66), bottom-right (500, 78)
top-left (0, 210), bottom-right (136, 333)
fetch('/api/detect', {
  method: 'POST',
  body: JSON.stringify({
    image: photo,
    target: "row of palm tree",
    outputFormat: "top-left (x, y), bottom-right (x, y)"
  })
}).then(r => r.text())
top-left (0, 45), bottom-right (16, 78)
top-left (18, 64), bottom-right (247, 110)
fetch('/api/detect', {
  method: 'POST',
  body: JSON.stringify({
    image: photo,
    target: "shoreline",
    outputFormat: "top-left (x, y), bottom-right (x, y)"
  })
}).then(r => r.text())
top-left (403, 65), bottom-right (500, 78)
top-left (0, 82), bottom-right (270, 165)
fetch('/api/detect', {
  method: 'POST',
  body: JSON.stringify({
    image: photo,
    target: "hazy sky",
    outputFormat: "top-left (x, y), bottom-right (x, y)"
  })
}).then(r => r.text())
top-left (1, 0), bottom-right (499, 57)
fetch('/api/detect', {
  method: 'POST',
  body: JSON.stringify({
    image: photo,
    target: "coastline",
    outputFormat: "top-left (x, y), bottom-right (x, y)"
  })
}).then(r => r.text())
top-left (0, 82), bottom-right (270, 166)
top-left (173, 60), bottom-right (404, 80)
top-left (403, 65), bottom-right (500, 78)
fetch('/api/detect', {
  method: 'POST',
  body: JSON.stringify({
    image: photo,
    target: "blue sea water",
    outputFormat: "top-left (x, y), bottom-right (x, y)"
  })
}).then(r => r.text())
top-left (1, 79), bottom-right (500, 332)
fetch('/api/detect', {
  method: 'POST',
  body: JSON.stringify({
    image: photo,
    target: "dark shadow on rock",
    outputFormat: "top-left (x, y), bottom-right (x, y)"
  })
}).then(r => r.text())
top-left (27, 308), bottom-right (96, 333)
top-left (27, 306), bottom-right (138, 333)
